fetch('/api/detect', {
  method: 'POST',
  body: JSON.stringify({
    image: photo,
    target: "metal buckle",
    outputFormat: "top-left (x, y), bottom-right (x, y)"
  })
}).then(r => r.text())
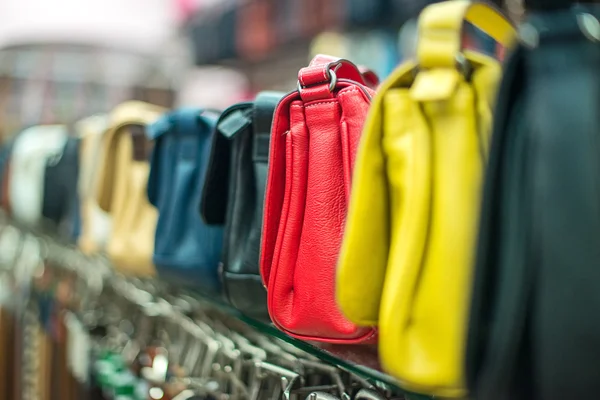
top-left (412, 53), bottom-right (473, 80)
top-left (297, 67), bottom-right (338, 93)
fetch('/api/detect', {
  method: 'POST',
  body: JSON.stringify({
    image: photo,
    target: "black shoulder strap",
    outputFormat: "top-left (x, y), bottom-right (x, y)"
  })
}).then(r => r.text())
top-left (253, 91), bottom-right (285, 163)
top-left (200, 102), bottom-right (253, 225)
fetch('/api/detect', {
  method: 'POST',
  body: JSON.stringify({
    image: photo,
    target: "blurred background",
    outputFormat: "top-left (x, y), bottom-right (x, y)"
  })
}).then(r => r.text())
top-left (0, 0), bottom-right (521, 141)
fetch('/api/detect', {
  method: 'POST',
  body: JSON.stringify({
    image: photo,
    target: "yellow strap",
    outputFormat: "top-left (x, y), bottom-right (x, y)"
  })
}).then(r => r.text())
top-left (417, 0), bottom-right (516, 69)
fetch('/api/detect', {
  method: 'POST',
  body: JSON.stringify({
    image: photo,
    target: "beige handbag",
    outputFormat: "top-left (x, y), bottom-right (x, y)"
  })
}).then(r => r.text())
top-left (95, 101), bottom-right (165, 276)
top-left (76, 114), bottom-right (111, 255)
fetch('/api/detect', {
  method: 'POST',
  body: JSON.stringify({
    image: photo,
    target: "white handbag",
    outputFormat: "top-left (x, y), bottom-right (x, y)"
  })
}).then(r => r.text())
top-left (9, 125), bottom-right (69, 227)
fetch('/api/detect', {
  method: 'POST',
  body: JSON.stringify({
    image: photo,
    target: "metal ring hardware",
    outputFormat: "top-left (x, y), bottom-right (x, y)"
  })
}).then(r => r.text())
top-left (297, 68), bottom-right (338, 94)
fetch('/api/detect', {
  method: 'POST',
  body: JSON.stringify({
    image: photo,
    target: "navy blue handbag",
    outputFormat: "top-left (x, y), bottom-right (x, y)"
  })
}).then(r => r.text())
top-left (147, 108), bottom-right (224, 294)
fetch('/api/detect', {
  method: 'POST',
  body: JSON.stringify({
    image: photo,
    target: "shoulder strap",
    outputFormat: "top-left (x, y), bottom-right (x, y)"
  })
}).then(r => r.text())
top-left (417, 0), bottom-right (516, 70)
top-left (200, 102), bottom-right (253, 225)
top-left (253, 91), bottom-right (284, 162)
top-left (298, 54), bottom-right (380, 102)
top-left (307, 54), bottom-right (380, 88)
top-left (411, 0), bottom-right (516, 102)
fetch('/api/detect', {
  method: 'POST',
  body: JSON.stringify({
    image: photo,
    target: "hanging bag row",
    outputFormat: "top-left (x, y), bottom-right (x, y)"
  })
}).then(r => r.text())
top-left (3, 1), bottom-right (597, 397)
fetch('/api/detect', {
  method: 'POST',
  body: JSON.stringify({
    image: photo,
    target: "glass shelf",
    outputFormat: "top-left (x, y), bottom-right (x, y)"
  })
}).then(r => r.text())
top-left (0, 215), bottom-right (433, 400)
top-left (175, 288), bottom-right (433, 400)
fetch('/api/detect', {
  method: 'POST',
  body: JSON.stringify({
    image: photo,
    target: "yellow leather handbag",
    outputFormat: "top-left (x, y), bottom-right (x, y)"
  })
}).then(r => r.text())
top-left (337, 1), bottom-right (516, 397)
top-left (95, 101), bottom-right (165, 276)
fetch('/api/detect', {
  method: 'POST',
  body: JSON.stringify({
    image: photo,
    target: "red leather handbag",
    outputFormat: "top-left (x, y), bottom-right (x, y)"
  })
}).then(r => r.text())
top-left (261, 55), bottom-right (379, 343)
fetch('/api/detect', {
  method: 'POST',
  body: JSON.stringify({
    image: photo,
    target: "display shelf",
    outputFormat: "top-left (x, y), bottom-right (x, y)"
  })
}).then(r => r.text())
top-left (174, 288), bottom-right (432, 400)
top-left (0, 216), bottom-right (434, 400)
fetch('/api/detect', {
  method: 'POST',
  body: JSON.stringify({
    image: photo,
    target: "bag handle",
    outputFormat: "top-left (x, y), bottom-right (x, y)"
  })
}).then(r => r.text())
top-left (307, 54), bottom-right (380, 87)
top-left (297, 54), bottom-right (380, 102)
top-left (200, 103), bottom-right (253, 225)
top-left (416, 0), bottom-right (516, 70)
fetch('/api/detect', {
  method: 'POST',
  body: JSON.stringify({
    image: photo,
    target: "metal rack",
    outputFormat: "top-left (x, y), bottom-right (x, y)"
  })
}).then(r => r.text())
top-left (0, 214), bottom-right (432, 400)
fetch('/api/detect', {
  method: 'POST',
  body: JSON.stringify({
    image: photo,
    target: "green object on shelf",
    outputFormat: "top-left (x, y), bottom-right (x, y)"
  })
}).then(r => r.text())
top-left (94, 359), bottom-right (115, 388)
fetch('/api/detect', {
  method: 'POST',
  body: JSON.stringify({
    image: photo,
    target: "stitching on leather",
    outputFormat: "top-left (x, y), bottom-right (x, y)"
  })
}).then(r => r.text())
top-left (336, 86), bottom-right (362, 99)
top-left (304, 100), bottom-right (337, 109)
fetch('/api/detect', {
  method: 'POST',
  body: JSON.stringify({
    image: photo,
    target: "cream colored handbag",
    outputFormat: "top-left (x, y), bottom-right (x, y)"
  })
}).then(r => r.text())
top-left (95, 101), bottom-right (165, 276)
top-left (76, 114), bottom-right (111, 254)
top-left (9, 125), bottom-right (69, 227)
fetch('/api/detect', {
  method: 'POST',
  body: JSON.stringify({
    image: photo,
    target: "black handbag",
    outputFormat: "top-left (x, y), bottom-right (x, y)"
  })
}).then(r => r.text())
top-left (201, 91), bottom-right (284, 321)
top-left (42, 136), bottom-right (81, 240)
top-left (467, 4), bottom-right (600, 400)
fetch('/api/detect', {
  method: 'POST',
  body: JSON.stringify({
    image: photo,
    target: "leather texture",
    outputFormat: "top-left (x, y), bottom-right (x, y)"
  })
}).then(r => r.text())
top-left (95, 101), bottom-right (165, 276)
top-left (42, 135), bottom-right (81, 240)
top-left (261, 54), bottom-right (378, 343)
top-left (8, 125), bottom-right (70, 228)
top-left (467, 5), bottom-right (600, 400)
top-left (147, 108), bottom-right (224, 294)
top-left (75, 114), bottom-right (112, 255)
top-left (337, 1), bottom-right (516, 396)
top-left (201, 91), bottom-right (284, 320)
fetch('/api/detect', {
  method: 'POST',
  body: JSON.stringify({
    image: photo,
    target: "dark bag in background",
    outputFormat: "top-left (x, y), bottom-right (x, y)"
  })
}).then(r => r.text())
top-left (42, 136), bottom-right (81, 241)
top-left (218, 5), bottom-right (238, 60)
top-left (276, 0), bottom-right (304, 43)
top-left (467, 4), bottom-right (600, 400)
top-left (147, 108), bottom-right (224, 295)
top-left (345, 0), bottom-right (389, 27)
top-left (201, 91), bottom-right (284, 320)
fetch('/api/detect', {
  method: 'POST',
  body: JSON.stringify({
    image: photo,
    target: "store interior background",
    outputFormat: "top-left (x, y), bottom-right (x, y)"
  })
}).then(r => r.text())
top-left (0, 0), bottom-right (524, 142)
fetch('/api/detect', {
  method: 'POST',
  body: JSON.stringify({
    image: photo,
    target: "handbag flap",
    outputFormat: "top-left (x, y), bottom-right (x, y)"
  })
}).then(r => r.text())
top-left (147, 108), bottom-right (212, 207)
top-left (95, 101), bottom-right (165, 214)
top-left (200, 102), bottom-right (253, 225)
